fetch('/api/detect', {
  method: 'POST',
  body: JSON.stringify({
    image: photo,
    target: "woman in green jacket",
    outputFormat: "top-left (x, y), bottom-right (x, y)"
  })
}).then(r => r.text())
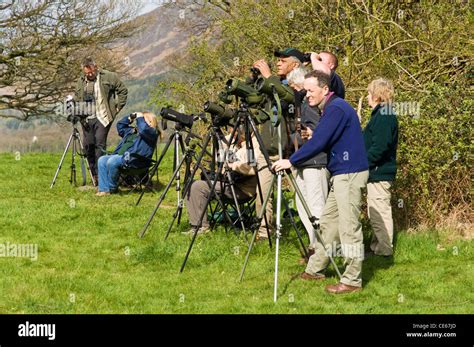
top-left (363, 78), bottom-right (398, 257)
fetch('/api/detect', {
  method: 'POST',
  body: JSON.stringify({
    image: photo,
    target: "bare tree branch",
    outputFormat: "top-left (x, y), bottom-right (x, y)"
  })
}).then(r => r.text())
top-left (0, 0), bottom-right (145, 120)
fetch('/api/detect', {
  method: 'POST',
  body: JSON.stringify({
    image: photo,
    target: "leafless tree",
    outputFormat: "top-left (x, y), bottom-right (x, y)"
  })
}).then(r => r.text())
top-left (0, 0), bottom-right (147, 120)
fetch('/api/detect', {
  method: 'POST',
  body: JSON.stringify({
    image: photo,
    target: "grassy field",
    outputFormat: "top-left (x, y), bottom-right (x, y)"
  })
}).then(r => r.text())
top-left (0, 151), bottom-right (472, 314)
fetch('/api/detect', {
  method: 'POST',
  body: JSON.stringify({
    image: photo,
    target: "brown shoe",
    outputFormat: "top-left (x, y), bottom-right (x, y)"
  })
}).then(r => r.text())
top-left (325, 282), bottom-right (361, 294)
top-left (298, 248), bottom-right (315, 264)
top-left (95, 191), bottom-right (110, 197)
top-left (300, 272), bottom-right (325, 281)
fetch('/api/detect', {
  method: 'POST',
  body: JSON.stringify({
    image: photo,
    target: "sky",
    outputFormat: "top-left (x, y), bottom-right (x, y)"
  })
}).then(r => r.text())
top-left (137, 0), bottom-right (164, 16)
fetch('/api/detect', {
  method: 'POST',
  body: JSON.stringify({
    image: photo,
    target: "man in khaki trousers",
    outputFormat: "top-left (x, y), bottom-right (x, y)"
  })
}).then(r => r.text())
top-left (273, 70), bottom-right (369, 294)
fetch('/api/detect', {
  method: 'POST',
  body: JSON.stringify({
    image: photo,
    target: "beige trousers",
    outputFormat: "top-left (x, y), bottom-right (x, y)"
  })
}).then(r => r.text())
top-left (294, 167), bottom-right (330, 248)
top-left (255, 154), bottom-right (279, 236)
top-left (305, 171), bottom-right (368, 287)
top-left (367, 181), bottom-right (394, 256)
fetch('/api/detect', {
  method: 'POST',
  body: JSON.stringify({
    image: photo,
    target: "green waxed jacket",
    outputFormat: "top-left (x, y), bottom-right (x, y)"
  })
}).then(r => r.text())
top-left (363, 103), bottom-right (399, 182)
top-left (75, 68), bottom-right (128, 123)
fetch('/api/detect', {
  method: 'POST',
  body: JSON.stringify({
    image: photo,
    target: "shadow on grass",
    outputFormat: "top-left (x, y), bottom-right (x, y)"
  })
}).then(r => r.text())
top-left (279, 272), bottom-right (303, 298)
top-left (361, 231), bottom-right (398, 285)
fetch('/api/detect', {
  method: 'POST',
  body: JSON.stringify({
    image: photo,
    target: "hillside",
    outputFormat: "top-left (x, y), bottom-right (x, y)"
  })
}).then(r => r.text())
top-left (0, 3), bottom-right (194, 151)
top-left (124, 5), bottom-right (192, 79)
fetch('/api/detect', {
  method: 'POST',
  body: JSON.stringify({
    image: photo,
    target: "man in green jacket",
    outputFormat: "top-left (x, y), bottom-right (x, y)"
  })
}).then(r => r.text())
top-left (75, 57), bottom-right (128, 185)
top-left (363, 78), bottom-right (398, 257)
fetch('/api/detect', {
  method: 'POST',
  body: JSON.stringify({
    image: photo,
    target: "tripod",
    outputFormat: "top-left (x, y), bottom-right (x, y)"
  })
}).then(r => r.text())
top-left (235, 106), bottom-right (343, 302)
top-left (138, 124), bottom-right (244, 240)
top-left (50, 118), bottom-right (95, 188)
top-left (179, 105), bottom-right (301, 273)
top-left (205, 126), bottom-right (254, 236)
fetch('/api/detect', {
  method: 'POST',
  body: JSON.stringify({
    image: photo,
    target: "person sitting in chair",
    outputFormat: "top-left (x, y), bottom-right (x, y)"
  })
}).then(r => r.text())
top-left (183, 128), bottom-right (262, 235)
top-left (96, 112), bottom-right (159, 196)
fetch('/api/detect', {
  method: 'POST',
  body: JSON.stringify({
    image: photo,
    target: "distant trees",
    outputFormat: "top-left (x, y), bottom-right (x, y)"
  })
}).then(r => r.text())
top-left (0, 0), bottom-right (146, 120)
top-left (155, 0), bottom-right (470, 108)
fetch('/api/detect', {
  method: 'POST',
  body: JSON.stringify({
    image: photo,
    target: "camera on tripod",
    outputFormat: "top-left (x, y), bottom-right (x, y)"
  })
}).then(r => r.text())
top-left (65, 96), bottom-right (94, 123)
top-left (225, 78), bottom-right (266, 106)
top-left (203, 101), bottom-right (237, 127)
top-left (255, 76), bottom-right (295, 105)
top-left (160, 107), bottom-right (196, 129)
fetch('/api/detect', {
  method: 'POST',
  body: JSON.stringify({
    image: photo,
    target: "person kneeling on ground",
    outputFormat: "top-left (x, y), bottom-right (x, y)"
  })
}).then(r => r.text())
top-left (96, 112), bottom-right (159, 196)
top-left (184, 129), bottom-right (262, 235)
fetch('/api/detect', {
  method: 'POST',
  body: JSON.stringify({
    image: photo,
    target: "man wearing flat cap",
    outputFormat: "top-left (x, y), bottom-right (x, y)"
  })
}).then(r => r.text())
top-left (251, 48), bottom-right (303, 240)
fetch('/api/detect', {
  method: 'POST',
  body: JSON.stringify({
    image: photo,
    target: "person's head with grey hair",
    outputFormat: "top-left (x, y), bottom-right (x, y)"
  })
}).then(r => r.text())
top-left (81, 57), bottom-right (98, 81)
top-left (287, 66), bottom-right (310, 91)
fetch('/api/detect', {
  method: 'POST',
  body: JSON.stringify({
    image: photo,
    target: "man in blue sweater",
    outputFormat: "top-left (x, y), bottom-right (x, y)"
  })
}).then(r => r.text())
top-left (272, 70), bottom-right (369, 294)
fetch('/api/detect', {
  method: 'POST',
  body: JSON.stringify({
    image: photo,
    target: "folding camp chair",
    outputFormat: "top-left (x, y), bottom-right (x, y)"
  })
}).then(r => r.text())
top-left (119, 153), bottom-right (158, 194)
top-left (207, 180), bottom-right (257, 234)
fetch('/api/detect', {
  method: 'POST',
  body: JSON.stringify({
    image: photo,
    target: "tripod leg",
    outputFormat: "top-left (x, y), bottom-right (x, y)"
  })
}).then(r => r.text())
top-left (282, 194), bottom-right (308, 258)
top-left (175, 131), bottom-right (183, 226)
top-left (76, 128), bottom-right (95, 186)
top-left (285, 171), bottom-right (342, 280)
top-left (224, 170), bottom-right (247, 235)
top-left (70, 135), bottom-right (77, 185)
top-left (163, 158), bottom-right (199, 241)
top-left (164, 206), bottom-right (178, 241)
top-left (136, 132), bottom-right (176, 206)
top-left (138, 152), bottom-right (188, 238)
top-left (163, 201), bottom-right (182, 241)
top-left (50, 132), bottom-right (74, 188)
top-left (162, 137), bottom-right (196, 241)
top-left (175, 136), bottom-right (190, 227)
top-left (273, 171), bottom-right (283, 302)
top-left (80, 156), bottom-right (87, 186)
top-left (239, 174), bottom-right (276, 282)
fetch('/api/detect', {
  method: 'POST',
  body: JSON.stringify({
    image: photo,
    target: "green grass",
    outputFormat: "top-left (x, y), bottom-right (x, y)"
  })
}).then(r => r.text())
top-left (0, 152), bottom-right (472, 314)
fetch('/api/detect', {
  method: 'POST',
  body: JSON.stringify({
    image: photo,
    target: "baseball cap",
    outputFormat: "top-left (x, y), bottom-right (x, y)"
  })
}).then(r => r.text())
top-left (274, 48), bottom-right (305, 63)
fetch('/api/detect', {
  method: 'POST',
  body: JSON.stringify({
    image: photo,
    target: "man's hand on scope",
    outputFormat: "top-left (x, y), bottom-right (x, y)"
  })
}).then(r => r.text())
top-left (272, 159), bottom-right (292, 173)
top-left (252, 59), bottom-right (272, 78)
